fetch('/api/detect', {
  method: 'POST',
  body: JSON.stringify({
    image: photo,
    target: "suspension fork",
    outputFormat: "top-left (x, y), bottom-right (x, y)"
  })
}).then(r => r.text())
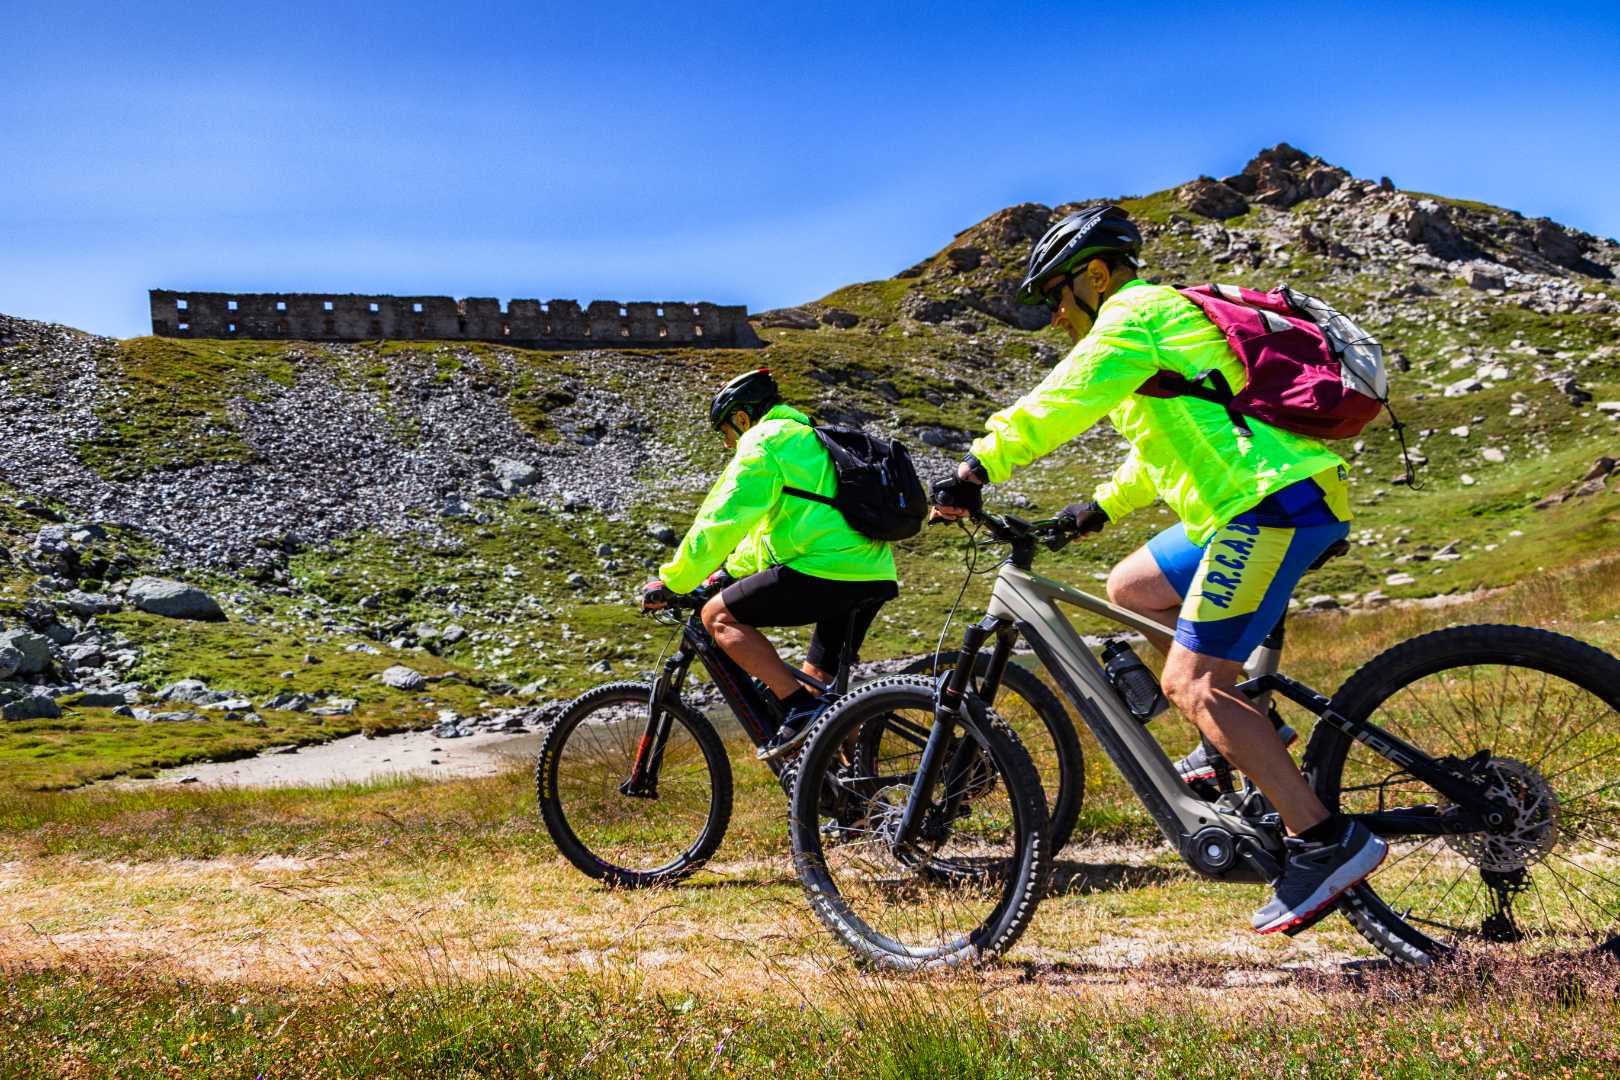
top-left (890, 616), bottom-right (1005, 855)
top-left (621, 643), bottom-right (694, 797)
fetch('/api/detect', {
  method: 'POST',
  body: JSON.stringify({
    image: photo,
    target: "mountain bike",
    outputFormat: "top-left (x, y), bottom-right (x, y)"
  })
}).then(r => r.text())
top-left (535, 579), bottom-right (1078, 887)
top-left (789, 509), bottom-right (1620, 970)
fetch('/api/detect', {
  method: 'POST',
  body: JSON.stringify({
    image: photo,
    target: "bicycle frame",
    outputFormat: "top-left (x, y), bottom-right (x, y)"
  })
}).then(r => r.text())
top-left (893, 534), bottom-right (1515, 884)
top-left (627, 599), bottom-right (879, 794)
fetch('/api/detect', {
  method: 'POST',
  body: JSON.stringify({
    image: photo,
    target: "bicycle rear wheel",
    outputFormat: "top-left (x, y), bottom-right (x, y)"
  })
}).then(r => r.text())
top-left (1310, 625), bottom-right (1620, 965)
top-left (536, 681), bottom-right (732, 887)
top-left (789, 675), bottom-right (1050, 970)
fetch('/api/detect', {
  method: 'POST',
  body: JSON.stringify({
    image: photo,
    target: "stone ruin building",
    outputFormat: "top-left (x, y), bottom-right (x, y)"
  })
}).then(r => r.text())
top-left (148, 291), bottom-right (764, 348)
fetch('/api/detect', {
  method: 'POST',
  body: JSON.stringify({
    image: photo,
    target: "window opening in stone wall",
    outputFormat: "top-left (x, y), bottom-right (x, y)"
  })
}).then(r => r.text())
top-left (658, 325), bottom-right (668, 338)
top-left (369, 320), bottom-right (382, 336)
top-left (543, 321), bottom-right (552, 336)
top-left (228, 323), bottom-right (237, 333)
top-left (276, 320), bottom-right (288, 334)
top-left (618, 305), bottom-right (627, 317)
top-left (621, 326), bottom-right (629, 337)
top-left (176, 298), bottom-right (188, 311)
top-left (178, 321), bottom-right (189, 331)
top-left (656, 306), bottom-right (665, 317)
top-left (691, 306), bottom-right (701, 316)
top-left (502, 322), bottom-right (511, 337)
top-left (412, 302), bottom-right (423, 313)
top-left (227, 299), bottom-right (238, 311)
top-left (369, 302), bottom-right (380, 313)
top-left (584, 325), bottom-right (592, 337)
top-left (540, 302), bottom-right (550, 314)
top-left (323, 301), bottom-right (334, 311)
top-left (694, 324), bottom-right (704, 337)
top-left (276, 300), bottom-right (287, 312)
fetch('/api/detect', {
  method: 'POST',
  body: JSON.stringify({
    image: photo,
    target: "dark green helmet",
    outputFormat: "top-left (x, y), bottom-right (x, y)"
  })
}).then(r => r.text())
top-left (709, 368), bottom-right (781, 430)
top-left (1016, 205), bottom-right (1143, 305)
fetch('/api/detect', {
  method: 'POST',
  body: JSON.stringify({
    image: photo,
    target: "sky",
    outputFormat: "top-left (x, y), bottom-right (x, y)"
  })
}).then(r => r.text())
top-left (3, 0), bottom-right (1618, 338)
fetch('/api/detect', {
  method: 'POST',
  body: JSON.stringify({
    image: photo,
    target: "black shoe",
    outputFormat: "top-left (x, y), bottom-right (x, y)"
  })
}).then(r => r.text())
top-left (757, 699), bottom-right (831, 762)
top-left (1252, 819), bottom-right (1387, 934)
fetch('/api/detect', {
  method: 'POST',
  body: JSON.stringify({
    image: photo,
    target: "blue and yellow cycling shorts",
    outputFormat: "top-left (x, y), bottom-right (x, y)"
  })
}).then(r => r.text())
top-left (1147, 468), bottom-right (1351, 662)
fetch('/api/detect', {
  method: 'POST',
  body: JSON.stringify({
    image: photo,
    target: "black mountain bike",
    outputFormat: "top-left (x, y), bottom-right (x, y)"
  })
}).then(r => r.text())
top-left (536, 577), bottom-right (1081, 888)
top-left (790, 509), bottom-right (1620, 970)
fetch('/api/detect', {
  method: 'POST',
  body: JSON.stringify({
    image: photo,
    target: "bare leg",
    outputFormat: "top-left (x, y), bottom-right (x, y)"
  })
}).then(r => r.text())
top-left (1160, 646), bottom-right (1330, 835)
top-left (702, 596), bottom-right (807, 698)
top-left (1106, 545), bottom-right (1182, 655)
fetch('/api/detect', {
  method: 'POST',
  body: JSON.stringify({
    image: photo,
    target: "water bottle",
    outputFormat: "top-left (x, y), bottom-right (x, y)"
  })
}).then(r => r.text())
top-left (1101, 641), bottom-right (1168, 724)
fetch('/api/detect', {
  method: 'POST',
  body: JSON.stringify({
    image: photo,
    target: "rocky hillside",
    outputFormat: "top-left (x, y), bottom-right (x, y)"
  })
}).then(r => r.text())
top-left (2, 143), bottom-right (1617, 787)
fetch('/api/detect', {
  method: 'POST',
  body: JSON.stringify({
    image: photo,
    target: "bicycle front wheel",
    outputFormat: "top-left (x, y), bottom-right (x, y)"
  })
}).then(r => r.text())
top-left (1310, 625), bottom-right (1620, 965)
top-left (898, 650), bottom-right (1083, 852)
top-left (789, 675), bottom-right (1050, 970)
top-left (536, 681), bottom-right (733, 888)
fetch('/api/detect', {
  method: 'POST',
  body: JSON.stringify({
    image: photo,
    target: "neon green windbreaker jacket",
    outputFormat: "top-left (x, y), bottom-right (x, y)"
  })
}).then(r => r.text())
top-left (969, 280), bottom-right (1349, 546)
top-left (659, 403), bottom-right (898, 593)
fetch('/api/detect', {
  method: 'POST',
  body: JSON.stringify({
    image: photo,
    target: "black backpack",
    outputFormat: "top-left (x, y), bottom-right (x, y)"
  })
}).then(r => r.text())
top-left (783, 426), bottom-right (927, 542)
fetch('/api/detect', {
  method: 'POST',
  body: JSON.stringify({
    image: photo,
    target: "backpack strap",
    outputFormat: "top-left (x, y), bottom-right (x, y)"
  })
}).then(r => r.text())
top-left (781, 486), bottom-right (835, 506)
top-left (1138, 368), bottom-right (1253, 438)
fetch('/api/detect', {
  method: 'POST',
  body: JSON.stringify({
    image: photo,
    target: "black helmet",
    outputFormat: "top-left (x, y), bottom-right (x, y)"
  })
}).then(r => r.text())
top-left (1016, 205), bottom-right (1143, 305)
top-left (709, 368), bottom-right (781, 430)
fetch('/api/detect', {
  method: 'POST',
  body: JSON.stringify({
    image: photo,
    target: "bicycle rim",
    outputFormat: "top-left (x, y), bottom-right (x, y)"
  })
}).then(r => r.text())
top-left (1317, 625), bottom-right (1620, 962)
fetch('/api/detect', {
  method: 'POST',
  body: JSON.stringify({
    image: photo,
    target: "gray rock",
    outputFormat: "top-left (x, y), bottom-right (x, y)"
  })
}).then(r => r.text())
top-left (1303, 595), bottom-right (1341, 611)
top-left (2, 693), bottom-right (61, 721)
top-left (127, 577), bottom-right (225, 621)
top-left (1179, 177), bottom-right (1249, 220)
top-left (158, 679), bottom-right (213, 704)
top-left (1481, 447), bottom-right (1506, 463)
top-left (1385, 572), bottom-right (1417, 587)
top-left (1461, 264), bottom-right (1506, 291)
top-left (198, 697), bottom-right (255, 711)
top-left (72, 690), bottom-right (128, 707)
top-left (61, 642), bottom-right (104, 669)
top-left (440, 498), bottom-right (474, 519)
top-left (819, 307), bottom-right (860, 329)
top-left (755, 306), bottom-right (819, 330)
top-left (381, 664), bottom-right (426, 691)
top-left (565, 572), bottom-right (588, 589)
top-left (60, 590), bottom-right (121, 617)
top-left (311, 697), bottom-right (358, 716)
top-left (1444, 377), bottom-right (1484, 398)
top-left (262, 690), bottom-right (317, 711)
top-left (588, 659), bottom-right (612, 674)
top-left (648, 524), bottom-right (679, 547)
top-left (490, 457), bottom-right (541, 493)
top-left (0, 645), bottom-right (21, 681)
top-left (945, 247), bottom-right (983, 272)
top-left (441, 625), bottom-right (467, 645)
top-left (0, 630), bottom-right (52, 675)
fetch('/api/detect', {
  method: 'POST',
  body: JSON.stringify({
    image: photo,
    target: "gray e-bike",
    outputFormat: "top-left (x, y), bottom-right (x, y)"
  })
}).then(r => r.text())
top-left (788, 509), bottom-right (1620, 970)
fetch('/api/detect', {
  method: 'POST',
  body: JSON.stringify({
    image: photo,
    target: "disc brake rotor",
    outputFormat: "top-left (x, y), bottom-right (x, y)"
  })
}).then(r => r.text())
top-left (1443, 756), bottom-right (1560, 872)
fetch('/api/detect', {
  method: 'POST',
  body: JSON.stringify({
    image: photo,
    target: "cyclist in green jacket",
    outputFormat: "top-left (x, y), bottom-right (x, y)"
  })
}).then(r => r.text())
top-left (931, 206), bottom-right (1385, 935)
top-left (643, 369), bottom-right (898, 760)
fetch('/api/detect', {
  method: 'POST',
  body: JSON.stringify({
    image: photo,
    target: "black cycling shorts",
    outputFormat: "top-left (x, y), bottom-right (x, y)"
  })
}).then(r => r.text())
top-left (719, 565), bottom-right (898, 672)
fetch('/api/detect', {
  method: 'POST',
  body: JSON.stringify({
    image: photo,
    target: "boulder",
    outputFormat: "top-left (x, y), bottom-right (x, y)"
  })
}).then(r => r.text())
top-left (158, 679), bottom-right (226, 705)
top-left (60, 590), bottom-right (121, 617)
top-left (755, 306), bottom-right (820, 330)
top-left (381, 664), bottom-right (426, 691)
top-left (648, 523), bottom-right (679, 547)
top-left (1461, 264), bottom-right (1506, 291)
top-left (899, 292), bottom-right (965, 324)
top-left (0, 646), bottom-right (21, 681)
top-left (128, 577), bottom-right (225, 621)
top-left (945, 247), bottom-right (984, 272)
top-left (819, 307), bottom-right (860, 329)
top-left (490, 457), bottom-right (540, 493)
top-left (71, 690), bottom-right (128, 708)
top-left (0, 629), bottom-right (52, 675)
top-left (1178, 177), bottom-right (1249, 220)
top-left (1532, 218), bottom-right (1584, 269)
top-left (2, 693), bottom-right (60, 721)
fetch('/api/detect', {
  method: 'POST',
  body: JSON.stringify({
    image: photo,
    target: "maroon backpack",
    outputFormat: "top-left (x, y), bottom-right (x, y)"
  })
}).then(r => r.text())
top-left (1137, 283), bottom-right (1390, 441)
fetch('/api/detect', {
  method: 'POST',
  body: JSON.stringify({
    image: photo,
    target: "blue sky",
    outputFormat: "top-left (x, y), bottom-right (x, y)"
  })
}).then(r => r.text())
top-left (3, 0), bottom-right (1618, 338)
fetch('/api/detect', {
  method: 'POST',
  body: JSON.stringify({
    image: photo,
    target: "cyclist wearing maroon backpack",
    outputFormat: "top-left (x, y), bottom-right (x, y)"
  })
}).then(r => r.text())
top-left (930, 205), bottom-right (1386, 934)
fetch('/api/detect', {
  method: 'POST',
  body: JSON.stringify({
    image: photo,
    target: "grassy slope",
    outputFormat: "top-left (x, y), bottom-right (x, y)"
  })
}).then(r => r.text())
top-left (3, 176), bottom-right (1619, 788)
